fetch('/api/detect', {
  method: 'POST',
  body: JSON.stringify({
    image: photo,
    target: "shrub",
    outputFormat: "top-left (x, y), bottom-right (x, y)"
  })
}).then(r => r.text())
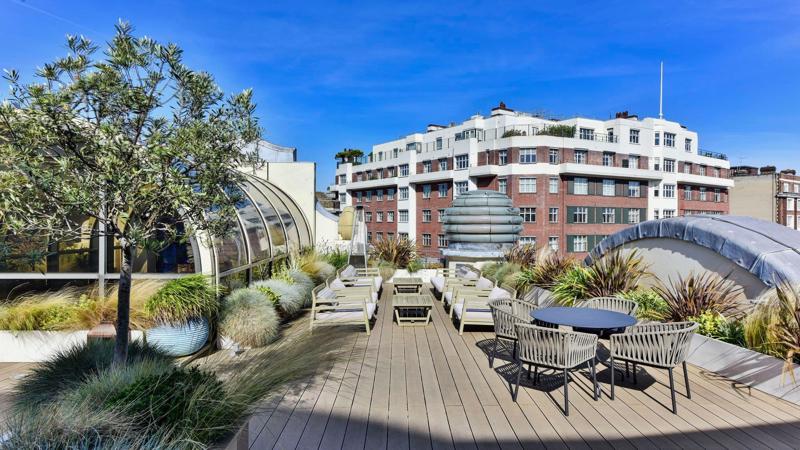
top-left (745, 285), bottom-right (800, 366)
top-left (370, 236), bottom-right (416, 268)
top-left (0, 297), bottom-right (75, 331)
top-left (654, 272), bottom-right (741, 321)
top-left (621, 290), bottom-right (669, 321)
top-left (514, 250), bottom-right (577, 292)
top-left (219, 288), bottom-right (280, 347)
top-left (501, 129), bottom-right (525, 138)
top-left (552, 266), bottom-right (591, 305)
top-left (504, 243), bottom-right (537, 268)
top-left (690, 310), bottom-right (746, 346)
top-left (144, 275), bottom-right (218, 325)
top-left (406, 258), bottom-right (424, 274)
top-left (288, 269), bottom-right (314, 300)
top-left (539, 124), bottom-right (575, 138)
top-left (253, 279), bottom-right (305, 317)
top-left (377, 260), bottom-right (397, 280)
top-left (582, 250), bottom-right (649, 298)
top-left (323, 247), bottom-right (349, 270)
top-left (13, 339), bottom-right (170, 408)
top-left (482, 262), bottom-right (521, 287)
top-left (293, 247), bottom-right (336, 283)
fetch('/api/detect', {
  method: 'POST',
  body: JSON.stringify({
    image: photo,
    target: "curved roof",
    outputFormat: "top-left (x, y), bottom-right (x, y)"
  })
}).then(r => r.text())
top-left (586, 215), bottom-right (800, 287)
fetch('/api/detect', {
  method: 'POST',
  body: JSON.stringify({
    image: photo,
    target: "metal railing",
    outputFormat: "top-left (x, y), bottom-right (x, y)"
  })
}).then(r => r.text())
top-left (699, 149), bottom-right (728, 160)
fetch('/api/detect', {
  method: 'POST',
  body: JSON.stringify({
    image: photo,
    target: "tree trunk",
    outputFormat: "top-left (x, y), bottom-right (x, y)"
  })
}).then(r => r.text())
top-left (113, 242), bottom-right (133, 365)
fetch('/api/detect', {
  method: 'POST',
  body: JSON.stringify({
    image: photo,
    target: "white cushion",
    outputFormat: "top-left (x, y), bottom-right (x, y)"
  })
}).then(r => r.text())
top-left (373, 276), bottom-right (383, 291)
top-left (330, 278), bottom-right (346, 289)
top-left (319, 287), bottom-right (336, 299)
top-left (371, 291), bottom-right (378, 302)
top-left (489, 286), bottom-right (510, 300)
top-left (341, 266), bottom-right (356, 277)
top-left (477, 277), bottom-right (494, 289)
top-left (431, 276), bottom-right (445, 293)
top-left (444, 291), bottom-right (453, 305)
top-left (453, 303), bottom-right (493, 322)
top-left (316, 302), bottom-right (377, 322)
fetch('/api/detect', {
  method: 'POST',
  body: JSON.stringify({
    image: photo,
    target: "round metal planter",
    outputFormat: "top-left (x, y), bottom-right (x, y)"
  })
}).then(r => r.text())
top-left (145, 317), bottom-right (210, 357)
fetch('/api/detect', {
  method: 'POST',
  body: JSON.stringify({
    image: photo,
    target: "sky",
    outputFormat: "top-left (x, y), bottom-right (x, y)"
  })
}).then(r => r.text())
top-left (2, 0), bottom-right (799, 188)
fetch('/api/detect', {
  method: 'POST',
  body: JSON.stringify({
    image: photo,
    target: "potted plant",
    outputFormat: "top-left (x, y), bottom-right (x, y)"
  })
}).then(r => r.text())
top-left (144, 275), bottom-right (218, 357)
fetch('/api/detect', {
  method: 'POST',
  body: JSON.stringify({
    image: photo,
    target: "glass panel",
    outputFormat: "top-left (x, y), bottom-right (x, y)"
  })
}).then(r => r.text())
top-left (243, 180), bottom-right (287, 256)
top-left (269, 185), bottom-right (312, 248)
top-left (252, 179), bottom-right (300, 251)
top-left (0, 217), bottom-right (99, 273)
top-left (219, 269), bottom-right (248, 291)
top-left (232, 184), bottom-right (271, 263)
top-left (211, 210), bottom-right (248, 274)
top-left (107, 219), bottom-right (195, 274)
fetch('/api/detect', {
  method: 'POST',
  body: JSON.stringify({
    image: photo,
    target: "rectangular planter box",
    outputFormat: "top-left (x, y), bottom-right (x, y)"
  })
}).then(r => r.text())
top-left (0, 330), bottom-right (144, 362)
top-left (687, 333), bottom-right (800, 405)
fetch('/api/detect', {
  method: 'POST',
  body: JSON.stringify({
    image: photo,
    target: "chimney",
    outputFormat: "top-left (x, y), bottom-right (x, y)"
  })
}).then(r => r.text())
top-left (760, 165), bottom-right (776, 175)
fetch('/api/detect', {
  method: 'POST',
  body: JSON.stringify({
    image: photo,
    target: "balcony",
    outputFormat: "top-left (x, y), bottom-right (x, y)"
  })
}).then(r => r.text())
top-left (699, 149), bottom-right (728, 160)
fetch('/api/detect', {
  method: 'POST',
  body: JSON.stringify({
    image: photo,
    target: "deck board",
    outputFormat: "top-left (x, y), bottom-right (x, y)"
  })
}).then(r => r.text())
top-left (231, 283), bottom-right (800, 449)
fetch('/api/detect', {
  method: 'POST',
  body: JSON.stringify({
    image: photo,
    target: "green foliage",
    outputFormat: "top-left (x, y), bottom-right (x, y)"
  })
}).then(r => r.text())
top-left (219, 288), bottom-right (280, 347)
top-left (335, 148), bottom-right (364, 161)
top-left (293, 247), bottom-right (336, 283)
top-left (13, 339), bottom-right (169, 408)
top-left (501, 129), bottom-right (525, 138)
top-left (482, 262), bottom-right (522, 287)
top-left (539, 124), bottom-right (576, 138)
top-left (253, 279), bottom-right (305, 317)
top-left (582, 250), bottom-right (649, 298)
top-left (323, 247), bottom-right (349, 270)
top-left (621, 290), bottom-right (669, 321)
top-left (504, 243), bottom-right (537, 268)
top-left (745, 285), bottom-right (800, 366)
top-left (377, 260), bottom-right (397, 281)
top-left (406, 258), bottom-right (424, 274)
top-left (552, 266), bottom-right (591, 306)
top-left (0, 298), bottom-right (75, 331)
top-left (255, 285), bottom-right (281, 307)
top-left (370, 236), bottom-right (417, 268)
top-left (144, 275), bottom-right (218, 325)
top-left (654, 271), bottom-right (741, 321)
top-left (689, 311), bottom-right (746, 346)
top-left (514, 249), bottom-right (577, 293)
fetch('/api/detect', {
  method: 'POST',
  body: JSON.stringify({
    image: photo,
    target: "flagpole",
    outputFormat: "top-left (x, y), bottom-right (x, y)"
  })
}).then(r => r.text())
top-left (659, 61), bottom-right (664, 119)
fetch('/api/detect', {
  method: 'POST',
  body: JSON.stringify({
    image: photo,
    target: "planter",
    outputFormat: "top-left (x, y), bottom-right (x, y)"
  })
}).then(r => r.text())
top-left (145, 317), bottom-right (210, 357)
top-left (391, 269), bottom-right (437, 283)
top-left (0, 330), bottom-right (144, 363)
top-left (686, 334), bottom-right (800, 405)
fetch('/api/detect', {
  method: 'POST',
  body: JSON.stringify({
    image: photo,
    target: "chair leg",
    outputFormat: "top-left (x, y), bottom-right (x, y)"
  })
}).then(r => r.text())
top-left (527, 364), bottom-right (532, 379)
top-left (513, 340), bottom-right (518, 360)
top-left (533, 365), bottom-right (539, 385)
top-left (610, 355), bottom-right (615, 400)
top-left (683, 361), bottom-right (691, 399)
top-left (668, 367), bottom-right (677, 414)
top-left (563, 368), bottom-right (570, 416)
top-left (633, 363), bottom-right (638, 384)
top-left (489, 337), bottom-right (499, 368)
top-left (625, 360), bottom-right (629, 378)
top-left (590, 357), bottom-right (598, 401)
top-left (513, 360), bottom-right (523, 402)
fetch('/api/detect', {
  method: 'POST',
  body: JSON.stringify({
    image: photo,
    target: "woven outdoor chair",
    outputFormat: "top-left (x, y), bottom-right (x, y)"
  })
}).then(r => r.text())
top-left (513, 323), bottom-right (599, 416)
top-left (609, 321), bottom-right (699, 414)
top-left (488, 300), bottom-right (523, 367)
top-left (511, 298), bottom-right (537, 319)
top-left (577, 296), bottom-right (638, 316)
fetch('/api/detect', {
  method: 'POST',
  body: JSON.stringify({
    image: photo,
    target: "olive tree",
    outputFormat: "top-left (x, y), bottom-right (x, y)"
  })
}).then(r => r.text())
top-left (0, 22), bottom-right (262, 364)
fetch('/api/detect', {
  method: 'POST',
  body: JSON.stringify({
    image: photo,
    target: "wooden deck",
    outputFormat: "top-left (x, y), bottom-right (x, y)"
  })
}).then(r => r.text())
top-left (234, 283), bottom-right (800, 449)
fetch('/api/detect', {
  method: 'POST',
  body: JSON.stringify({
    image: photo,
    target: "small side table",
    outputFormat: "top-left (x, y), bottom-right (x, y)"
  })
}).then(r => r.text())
top-left (393, 277), bottom-right (424, 294)
top-left (393, 293), bottom-right (434, 326)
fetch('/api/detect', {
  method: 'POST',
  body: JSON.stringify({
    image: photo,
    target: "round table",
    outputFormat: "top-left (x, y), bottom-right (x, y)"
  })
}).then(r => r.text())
top-left (530, 307), bottom-right (637, 331)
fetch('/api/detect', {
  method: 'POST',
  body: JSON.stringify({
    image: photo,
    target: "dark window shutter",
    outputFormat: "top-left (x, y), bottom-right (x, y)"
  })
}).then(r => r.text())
top-left (566, 206), bottom-right (575, 223)
top-left (567, 178), bottom-right (574, 194)
top-left (616, 207), bottom-right (624, 224)
top-left (567, 235), bottom-right (574, 253)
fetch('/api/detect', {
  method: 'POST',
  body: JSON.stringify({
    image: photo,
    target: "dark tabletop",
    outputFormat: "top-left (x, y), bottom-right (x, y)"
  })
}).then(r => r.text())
top-left (531, 307), bottom-right (637, 330)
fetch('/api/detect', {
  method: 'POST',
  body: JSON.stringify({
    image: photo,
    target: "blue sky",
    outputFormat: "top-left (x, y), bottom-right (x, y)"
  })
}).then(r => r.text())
top-left (2, 0), bottom-right (799, 188)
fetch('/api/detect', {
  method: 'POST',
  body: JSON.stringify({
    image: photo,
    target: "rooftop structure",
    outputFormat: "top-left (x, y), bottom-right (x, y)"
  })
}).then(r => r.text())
top-left (730, 165), bottom-right (800, 229)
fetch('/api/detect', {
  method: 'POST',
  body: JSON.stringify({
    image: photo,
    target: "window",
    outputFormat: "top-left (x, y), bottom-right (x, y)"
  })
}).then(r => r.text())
top-left (789, 198), bottom-right (796, 211)
top-left (439, 158), bottom-right (448, 171)
top-left (422, 209), bottom-right (432, 222)
top-left (789, 215), bottom-right (796, 229)
top-left (520, 207), bottom-right (537, 223)
top-left (574, 207), bottom-right (588, 223)
top-left (653, 185), bottom-right (659, 197)
top-left (438, 183), bottom-right (448, 198)
top-left (579, 128), bottom-right (595, 140)
top-left (356, 173), bottom-right (363, 182)
top-left (422, 160), bottom-right (432, 173)
top-left (574, 149), bottom-right (587, 164)
top-left (699, 187), bottom-right (707, 201)
top-left (664, 159), bottom-right (675, 172)
top-left (573, 235), bottom-right (588, 252)
top-left (664, 209), bottom-right (676, 218)
top-left (376, 189), bottom-right (383, 201)
top-left (356, 191), bottom-right (362, 202)
top-left (628, 181), bottom-right (641, 197)
top-left (365, 211), bottom-right (372, 222)
top-left (376, 211), bottom-right (383, 222)
top-left (653, 209), bottom-right (660, 220)
top-left (607, 128), bottom-right (614, 142)
top-left (653, 157), bottom-right (661, 171)
top-left (684, 162), bottom-right (692, 174)
top-left (602, 207), bottom-right (616, 224)
top-left (684, 186), bottom-right (692, 200)
top-left (388, 232), bottom-right (395, 240)
top-left (407, 142), bottom-right (421, 152)
top-left (498, 178), bottom-right (507, 194)
top-left (549, 177), bottom-right (559, 194)
top-left (367, 232), bottom-right (372, 242)
top-left (399, 187), bottom-right (409, 200)
top-left (663, 184), bottom-right (675, 198)
top-left (628, 155), bottom-right (639, 169)
top-left (795, 185), bottom-right (799, 194)
top-left (455, 181), bottom-right (468, 195)
top-left (629, 129), bottom-right (640, 144)
top-left (685, 138), bottom-right (692, 152)
top-left (455, 154), bottom-right (469, 169)
top-left (602, 152), bottom-right (614, 167)
top-left (387, 188), bottom-right (395, 200)
top-left (549, 207), bottom-right (559, 223)
top-left (422, 184), bottom-right (431, 199)
top-left (438, 209), bottom-right (445, 222)
top-left (784, 182), bottom-right (791, 192)
top-left (519, 148), bottom-right (536, 164)
top-left (519, 177), bottom-right (537, 193)
top-left (438, 234), bottom-right (448, 247)
top-left (714, 189), bottom-right (721, 202)
top-left (519, 236), bottom-right (536, 245)
top-left (498, 150), bottom-right (508, 165)
top-left (387, 167), bottom-right (396, 177)
top-left (399, 210), bottom-right (409, 222)
top-left (375, 232), bottom-right (382, 241)
top-left (435, 137), bottom-right (443, 150)
top-left (699, 165), bottom-right (706, 176)
top-left (654, 132), bottom-right (661, 146)
top-left (387, 211), bottom-right (395, 222)
top-left (399, 232), bottom-right (408, 240)
top-left (393, 148), bottom-right (399, 158)
top-left (549, 149), bottom-right (560, 164)
top-left (400, 164), bottom-right (409, 177)
top-left (339, 193), bottom-right (346, 204)
top-left (602, 179), bottom-right (615, 196)
top-left (422, 233), bottom-right (431, 247)
top-left (664, 132), bottom-right (675, 147)
top-left (366, 190), bottom-right (372, 202)
top-left (548, 236), bottom-right (559, 252)
top-left (628, 209), bottom-right (641, 224)
top-left (574, 177), bottom-right (588, 195)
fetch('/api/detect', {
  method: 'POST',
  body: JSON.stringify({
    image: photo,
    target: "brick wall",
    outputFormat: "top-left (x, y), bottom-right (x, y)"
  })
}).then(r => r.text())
top-left (355, 186), bottom-right (398, 242)
top-left (677, 185), bottom-right (729, 215)
top-left (415, 181), bottom-right (452, 257)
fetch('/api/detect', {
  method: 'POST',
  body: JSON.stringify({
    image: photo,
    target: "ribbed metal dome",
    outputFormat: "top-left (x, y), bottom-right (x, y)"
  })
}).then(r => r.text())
top-left (443, 190), bottom-right (522, 244)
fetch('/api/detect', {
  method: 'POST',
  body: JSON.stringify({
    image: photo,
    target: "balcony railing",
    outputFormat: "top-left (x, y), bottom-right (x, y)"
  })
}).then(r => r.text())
top-left (699, 149), bottom-right (728, 160)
